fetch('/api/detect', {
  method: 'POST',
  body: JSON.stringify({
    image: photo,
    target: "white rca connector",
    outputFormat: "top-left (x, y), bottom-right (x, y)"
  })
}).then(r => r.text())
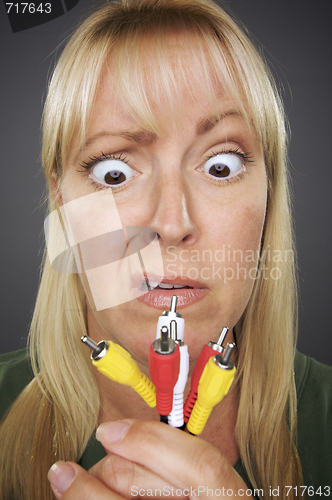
top-left (168, 340), bottom-right (189, 428)
top-left (156, 295), bottom-right (185, 340)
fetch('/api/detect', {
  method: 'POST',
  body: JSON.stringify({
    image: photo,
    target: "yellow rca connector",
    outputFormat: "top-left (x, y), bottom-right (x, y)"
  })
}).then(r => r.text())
top-left (81, 336), bottom-right (156, 408)
top-left (187, 342), bottom-right (236, 435)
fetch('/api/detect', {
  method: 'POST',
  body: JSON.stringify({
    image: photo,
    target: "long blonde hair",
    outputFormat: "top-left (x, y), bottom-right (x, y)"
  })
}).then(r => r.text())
top-left (0, 1), bottom-right (302, 498)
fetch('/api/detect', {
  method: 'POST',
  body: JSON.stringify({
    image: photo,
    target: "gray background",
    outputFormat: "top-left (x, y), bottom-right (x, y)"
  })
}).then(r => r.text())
top-left (0, 0), bottom-right (331, 365)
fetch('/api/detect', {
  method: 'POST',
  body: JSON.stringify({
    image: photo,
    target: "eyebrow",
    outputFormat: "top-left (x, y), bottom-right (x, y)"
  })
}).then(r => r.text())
top-left (72, 130), bottom-right (157, 164)
top-left (84, 130), bottom-right (157, 149)
top-left (196, 111), bottom-right (242, 135)
top-left (75, 110), bottom-right (242, 162)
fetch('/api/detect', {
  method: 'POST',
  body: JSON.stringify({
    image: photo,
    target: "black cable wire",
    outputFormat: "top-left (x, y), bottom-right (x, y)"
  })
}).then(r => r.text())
top-left (160, 414), bottom-right (168, 424)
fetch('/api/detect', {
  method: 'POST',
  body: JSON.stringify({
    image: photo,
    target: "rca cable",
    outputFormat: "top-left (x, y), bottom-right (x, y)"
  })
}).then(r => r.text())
top-left (81, 295), bottom-right (236, 434)
top-left (152, 295), bottom-right (189, 427)
top-left (81, 336), bottom-right (156, 408)
top-left (186, 342), bottom-right (236, 435)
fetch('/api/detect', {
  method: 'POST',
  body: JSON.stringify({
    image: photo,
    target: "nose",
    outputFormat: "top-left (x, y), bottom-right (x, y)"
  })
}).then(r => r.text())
top-left (148, 170), bottom-right (198, 248)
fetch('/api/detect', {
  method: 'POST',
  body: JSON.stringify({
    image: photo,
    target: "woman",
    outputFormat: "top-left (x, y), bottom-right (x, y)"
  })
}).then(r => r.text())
top-left (0, 0), bottom-right (331, 499)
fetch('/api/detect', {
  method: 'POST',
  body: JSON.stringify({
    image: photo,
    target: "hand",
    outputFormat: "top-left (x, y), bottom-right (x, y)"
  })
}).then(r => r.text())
top-left (47, 419), bottom-right (252, 499)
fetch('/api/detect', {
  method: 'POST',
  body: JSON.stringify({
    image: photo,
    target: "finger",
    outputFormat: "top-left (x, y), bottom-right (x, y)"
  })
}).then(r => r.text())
top-left (96, 420), bottom-right (250, 499)
top-left (90, 453), bottom-right (179, 499)
top-left (47, 461), bottom-right (126, 500)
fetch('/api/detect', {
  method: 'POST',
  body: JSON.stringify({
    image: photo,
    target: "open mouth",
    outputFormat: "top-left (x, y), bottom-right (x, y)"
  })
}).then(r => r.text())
top-left (141, 280), bottom-right (194, 291)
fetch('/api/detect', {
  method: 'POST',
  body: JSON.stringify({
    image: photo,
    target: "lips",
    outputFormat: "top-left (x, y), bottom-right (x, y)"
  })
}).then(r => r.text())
top-left (134, 275), bottom-right (209, 309)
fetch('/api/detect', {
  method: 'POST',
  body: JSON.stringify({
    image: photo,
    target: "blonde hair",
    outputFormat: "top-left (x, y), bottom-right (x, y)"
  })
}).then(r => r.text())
top-left (0, 1), bottom-right (302, 498)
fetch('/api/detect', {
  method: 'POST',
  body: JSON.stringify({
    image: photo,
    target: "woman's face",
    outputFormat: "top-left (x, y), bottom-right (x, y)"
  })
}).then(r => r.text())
top-left (59, 43), bottom-right (267, 365)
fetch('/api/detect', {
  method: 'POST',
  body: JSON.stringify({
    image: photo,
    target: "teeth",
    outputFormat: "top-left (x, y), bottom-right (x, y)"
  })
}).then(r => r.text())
top-left (148, 280), bottom-right (159, 288)
top-left (158, 283), bottom-right (174, 289)
top-left (141, 280), bottom-right (193, 291)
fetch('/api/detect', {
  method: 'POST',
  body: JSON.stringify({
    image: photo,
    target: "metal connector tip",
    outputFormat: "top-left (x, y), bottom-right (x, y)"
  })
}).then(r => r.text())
top-left (154, 326), bottom-right (176, 354)
top-left (170, 295), bottom-right (178, 313)
top-left (81, 335), bottom-right (103, 356)
top-left (216, 327), bottom-right (229, 346)
top-left (162, 295), bottom-right (181, 318)
top-left (207, 326), bottom-right (229, 353)
top-left (161, 326), bottom-right (169, 352)
top-left (222, 342), bottom-right (236, 365)
top-left (170, 320), bottom-right (177, 341)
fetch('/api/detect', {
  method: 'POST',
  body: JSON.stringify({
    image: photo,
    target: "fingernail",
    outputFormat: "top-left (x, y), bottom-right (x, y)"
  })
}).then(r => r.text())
top-left (96, 420), bottom-right (131, 444)
top-left (47, 461), bottom-right (76, 494)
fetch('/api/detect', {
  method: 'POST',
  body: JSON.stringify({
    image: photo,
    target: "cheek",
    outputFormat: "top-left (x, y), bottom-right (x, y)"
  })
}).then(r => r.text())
top-left (212, 195), bottom-right (266, 321)
top-left (191, 181), bottom-right (265, 290)
top-left (224, 201), bottom-right (266, 286)
top-left (227, 201), bottom-right (266, 255)
top-left (205, 181), bottom-right (267, 256)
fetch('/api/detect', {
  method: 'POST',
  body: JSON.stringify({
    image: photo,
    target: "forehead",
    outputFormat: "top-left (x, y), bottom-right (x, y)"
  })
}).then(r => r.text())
top-left (88, 32), bottom-right (248, 137)
top-left (91, 73), bottom-right (231, 129)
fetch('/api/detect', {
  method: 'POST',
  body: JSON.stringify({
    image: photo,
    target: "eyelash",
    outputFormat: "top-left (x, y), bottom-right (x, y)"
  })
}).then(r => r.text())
top-left (77, 152), bottom-right (133, 192)
top-left (77, 146), bottom-right (253, 191)
top-left (201, 147), bottom-right (252, 186)
top-left (206, 146), bottom-right (253, 163)
top-left (78, 152), bottom-right (130, 170)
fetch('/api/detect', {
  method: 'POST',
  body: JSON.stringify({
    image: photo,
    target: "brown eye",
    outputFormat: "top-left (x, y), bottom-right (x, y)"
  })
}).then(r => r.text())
top-left (209, 164), bottom-right (230, 177)
top-left (203, 154), bottom-right (243, 179)
top-left (104, 170), bottom-right (126, 185)
top-left (91, 159), bottom-right (136, 187)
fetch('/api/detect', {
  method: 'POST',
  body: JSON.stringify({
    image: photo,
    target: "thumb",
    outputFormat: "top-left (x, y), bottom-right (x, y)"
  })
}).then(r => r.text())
top-left (47, 461), bottom-right (124, 500)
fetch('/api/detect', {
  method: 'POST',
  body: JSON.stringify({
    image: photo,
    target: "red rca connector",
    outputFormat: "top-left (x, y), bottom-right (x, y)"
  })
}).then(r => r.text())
top-left (183, 327), bottom-right (229, 423)
top-left (149, 325), bottom-right (180, 421)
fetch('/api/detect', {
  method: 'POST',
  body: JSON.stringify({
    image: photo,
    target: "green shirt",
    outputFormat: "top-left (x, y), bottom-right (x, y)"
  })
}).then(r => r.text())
top-left (0, 349), bottom-right (331, 494)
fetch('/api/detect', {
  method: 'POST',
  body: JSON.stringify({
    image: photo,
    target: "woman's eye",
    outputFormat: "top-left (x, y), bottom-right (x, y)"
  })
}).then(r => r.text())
top-left (91, 159), bottom-right (136, 186)
top-left (202, 153), bottom-right (243, 178)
